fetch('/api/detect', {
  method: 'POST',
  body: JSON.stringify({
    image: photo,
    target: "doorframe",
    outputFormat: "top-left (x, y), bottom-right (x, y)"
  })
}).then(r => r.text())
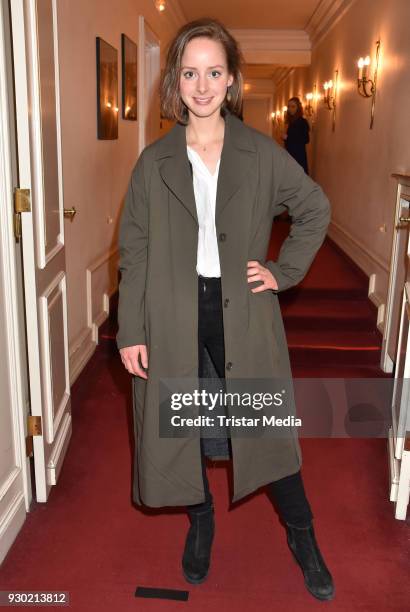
top-left (242, 92), bottom-right (274, 138)
top-left (138, 15), bottom-right (160, 154)
top-left (0, 0), bottom-right (32, 563)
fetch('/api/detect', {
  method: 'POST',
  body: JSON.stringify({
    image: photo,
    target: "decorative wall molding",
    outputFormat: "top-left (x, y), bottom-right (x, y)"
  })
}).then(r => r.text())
top-left (47, 412), bottom-right (72, 486)
top-left (305, 0), bottom-right (357, 47)
top-left (274, 67), bottom-right (295, 88)
top-left (0, 491), bottom-right (26, 565)
top-left (327, 219), bottom-right (388, 330)
top-left (68, 326), bottom-right (95, 386)
top-left (229, 28), bottom-right (311, 66)
top-left (328, 218), bottom-right (389, 274)
top-left (86, 247), bottom-right (119, 343)
top-left (69, 248), bottom-right (119, 385)
top-left (243, 78), bottom-right (275, 94)
top-left (230, 28), bottom-right (311, 50)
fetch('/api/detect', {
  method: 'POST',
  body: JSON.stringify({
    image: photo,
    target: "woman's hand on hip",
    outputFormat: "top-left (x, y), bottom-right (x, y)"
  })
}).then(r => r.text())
top-left (247, 260), bottom-right (278, 292)
top-left (120, 345), bottom-right (148, 379)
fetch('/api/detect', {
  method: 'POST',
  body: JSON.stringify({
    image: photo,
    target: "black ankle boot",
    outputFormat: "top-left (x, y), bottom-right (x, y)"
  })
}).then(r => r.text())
top-left (286, 522), bottom-right (334, 601)
top-left (182, 503), bottom-right (215, 584)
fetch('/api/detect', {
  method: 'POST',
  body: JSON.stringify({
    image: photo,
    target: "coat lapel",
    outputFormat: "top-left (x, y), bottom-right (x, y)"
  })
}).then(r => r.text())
top-left (215, 112), bottom-right (256, 222)
top-left (156, 110), bottom-right (257, 226)
top-left (156, 121), bottom-right (198, 224)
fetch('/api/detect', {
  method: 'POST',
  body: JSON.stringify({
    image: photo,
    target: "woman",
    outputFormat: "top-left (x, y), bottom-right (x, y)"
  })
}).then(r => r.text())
top-left (282, 97), bottom-right (310, 174)
top-left (116, 18), bottom-right (333, 601)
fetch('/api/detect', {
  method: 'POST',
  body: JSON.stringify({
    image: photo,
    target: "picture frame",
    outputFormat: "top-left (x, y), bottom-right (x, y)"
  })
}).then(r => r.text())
top-left (96, 37), bottom-right (118, 139)
top-left (121, 34), bottom-right (138, 121)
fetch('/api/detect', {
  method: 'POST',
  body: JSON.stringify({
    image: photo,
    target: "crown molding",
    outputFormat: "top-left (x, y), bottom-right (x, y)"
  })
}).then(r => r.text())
top-left (305, 0), bottom-right (357, 46)
top-left (273, 67), bottom-right (294, 88)
top-left (230, 28), bottom-right (311, 51)
top-left (229, 29), bottom-right (311, 66)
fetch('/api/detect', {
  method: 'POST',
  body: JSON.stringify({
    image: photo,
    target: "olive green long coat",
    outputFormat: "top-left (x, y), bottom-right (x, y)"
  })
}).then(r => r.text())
top-left (116, 109), bottom-right (331, 508)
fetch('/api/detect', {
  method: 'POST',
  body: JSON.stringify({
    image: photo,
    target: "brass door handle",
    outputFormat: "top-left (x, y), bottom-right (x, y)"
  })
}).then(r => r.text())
top-left (395, 216), bottom-right (410, 229)
top-left (64, 206), bottom-right (77, 220)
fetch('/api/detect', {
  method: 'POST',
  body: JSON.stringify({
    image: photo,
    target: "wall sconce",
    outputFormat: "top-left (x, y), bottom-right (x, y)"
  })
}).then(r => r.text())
top-left (306, 83), bottom-right (319, 130)
top-left (323, 80), bottom-right (335, 110)
top-left (305, 92), bottom-right (314, 117)
top-left (270, 111), bottom-right (281, 124)
top-left (357, 40), bottom-right (381, 129)
top-left (323, 70), bottom-right (339, 131)
top-left (155, 0), bottom-right (166, 11)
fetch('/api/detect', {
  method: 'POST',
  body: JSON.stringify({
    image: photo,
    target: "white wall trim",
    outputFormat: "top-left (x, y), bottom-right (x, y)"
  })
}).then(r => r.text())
top-left (68, 326), bottom-right (95, 387)
top-left (0, 492), bottom-right (26, 565)
top-left (230, 28), bottom-right (311, 50)
top-left (86, 247), bottom-right (119, 344)
top-left (274, 67), bottom-right (295, 88)
top-left (305, 0), bottom-right (358, 47)
top-left (230, 28), bottom-right (311, 66)
top-left (47, 412), bottom-right (72, 486)
top-left (69, 247), bottom-right (119, 385)
top-left (327, 219), bottom-right (388, 328)
top-left (328, 218), bottom-right (389, 275)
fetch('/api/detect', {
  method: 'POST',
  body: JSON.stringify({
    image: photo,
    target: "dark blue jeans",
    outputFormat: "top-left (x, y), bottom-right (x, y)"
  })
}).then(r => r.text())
top-left (188, 275), bottom-right (313, 528)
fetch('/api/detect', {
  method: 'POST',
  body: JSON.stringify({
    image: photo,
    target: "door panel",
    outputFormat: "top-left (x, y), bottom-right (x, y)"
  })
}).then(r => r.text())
top-left (39, 272), bottom-right (70, 443)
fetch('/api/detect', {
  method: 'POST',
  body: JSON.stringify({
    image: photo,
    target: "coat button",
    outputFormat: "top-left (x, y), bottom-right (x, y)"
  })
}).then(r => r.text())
top-left (226, 362), bottom-right (233, 371)
top-left (219, 232), bottom-right (226, 242)
top-left (224, 298), bottom-right (230, 307)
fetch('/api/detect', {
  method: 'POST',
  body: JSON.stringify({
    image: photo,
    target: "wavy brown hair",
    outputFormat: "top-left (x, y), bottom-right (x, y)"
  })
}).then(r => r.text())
top-left (160, 18), bottom-right (244, 124)
top-left (285, 96), bottom-right (304, 124)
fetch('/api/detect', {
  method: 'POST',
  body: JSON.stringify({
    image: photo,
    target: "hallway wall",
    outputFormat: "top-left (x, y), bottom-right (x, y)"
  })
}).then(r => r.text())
top-left (273, 0), bottom-right (410, 310)
top-left (57, 1), bottom-right (181, 381)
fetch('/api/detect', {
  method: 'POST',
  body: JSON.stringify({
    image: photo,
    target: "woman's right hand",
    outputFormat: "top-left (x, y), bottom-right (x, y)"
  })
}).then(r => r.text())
top-left (120, 345), bottom-right (148, 379)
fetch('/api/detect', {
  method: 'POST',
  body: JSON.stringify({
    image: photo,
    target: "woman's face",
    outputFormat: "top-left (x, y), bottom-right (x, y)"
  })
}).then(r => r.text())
top-left (179, 37), bottom-right (234, 120)
top-left (287, 100), bottom-right (298, 115)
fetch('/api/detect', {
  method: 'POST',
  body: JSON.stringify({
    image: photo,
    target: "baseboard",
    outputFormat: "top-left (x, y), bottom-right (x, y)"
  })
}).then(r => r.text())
top-left (69, 326), bottom-right (96, 386)
top-left (327, 222), bottom-right (389, 331)
top-left (0, 492), bottom-right (26, 566)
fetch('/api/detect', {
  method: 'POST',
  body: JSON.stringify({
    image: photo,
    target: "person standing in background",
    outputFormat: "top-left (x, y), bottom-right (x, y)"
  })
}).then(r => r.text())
top-left (282, 97), bottom-right (310, 174)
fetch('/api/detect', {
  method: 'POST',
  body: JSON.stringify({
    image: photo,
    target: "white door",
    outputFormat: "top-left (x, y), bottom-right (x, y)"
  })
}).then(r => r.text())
top-left (10, 0), bottom-right (72, 502)
top-left (138, 16), bottom-right (160, 153)
top-left (0, 0), bottom-right (31, 564)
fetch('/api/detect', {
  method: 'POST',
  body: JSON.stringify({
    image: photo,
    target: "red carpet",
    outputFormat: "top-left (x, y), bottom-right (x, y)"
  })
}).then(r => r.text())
top-left (0, 217), bottom-right (409, 610)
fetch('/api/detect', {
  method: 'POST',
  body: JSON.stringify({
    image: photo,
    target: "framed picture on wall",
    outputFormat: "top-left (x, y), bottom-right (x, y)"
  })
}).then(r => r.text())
top-left (96, 37), bottom-right (118, 139)
top-left (121, 34), bottom-right (138, 121)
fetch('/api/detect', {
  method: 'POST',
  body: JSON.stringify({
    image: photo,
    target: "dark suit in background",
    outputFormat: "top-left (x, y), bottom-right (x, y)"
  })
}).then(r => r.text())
top-left (285, 116), bottom-right (310, 175)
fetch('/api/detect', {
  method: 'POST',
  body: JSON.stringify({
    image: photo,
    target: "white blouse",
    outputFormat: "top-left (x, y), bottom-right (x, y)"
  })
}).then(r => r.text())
top-left (186, 145), bottom-right (221, 278)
